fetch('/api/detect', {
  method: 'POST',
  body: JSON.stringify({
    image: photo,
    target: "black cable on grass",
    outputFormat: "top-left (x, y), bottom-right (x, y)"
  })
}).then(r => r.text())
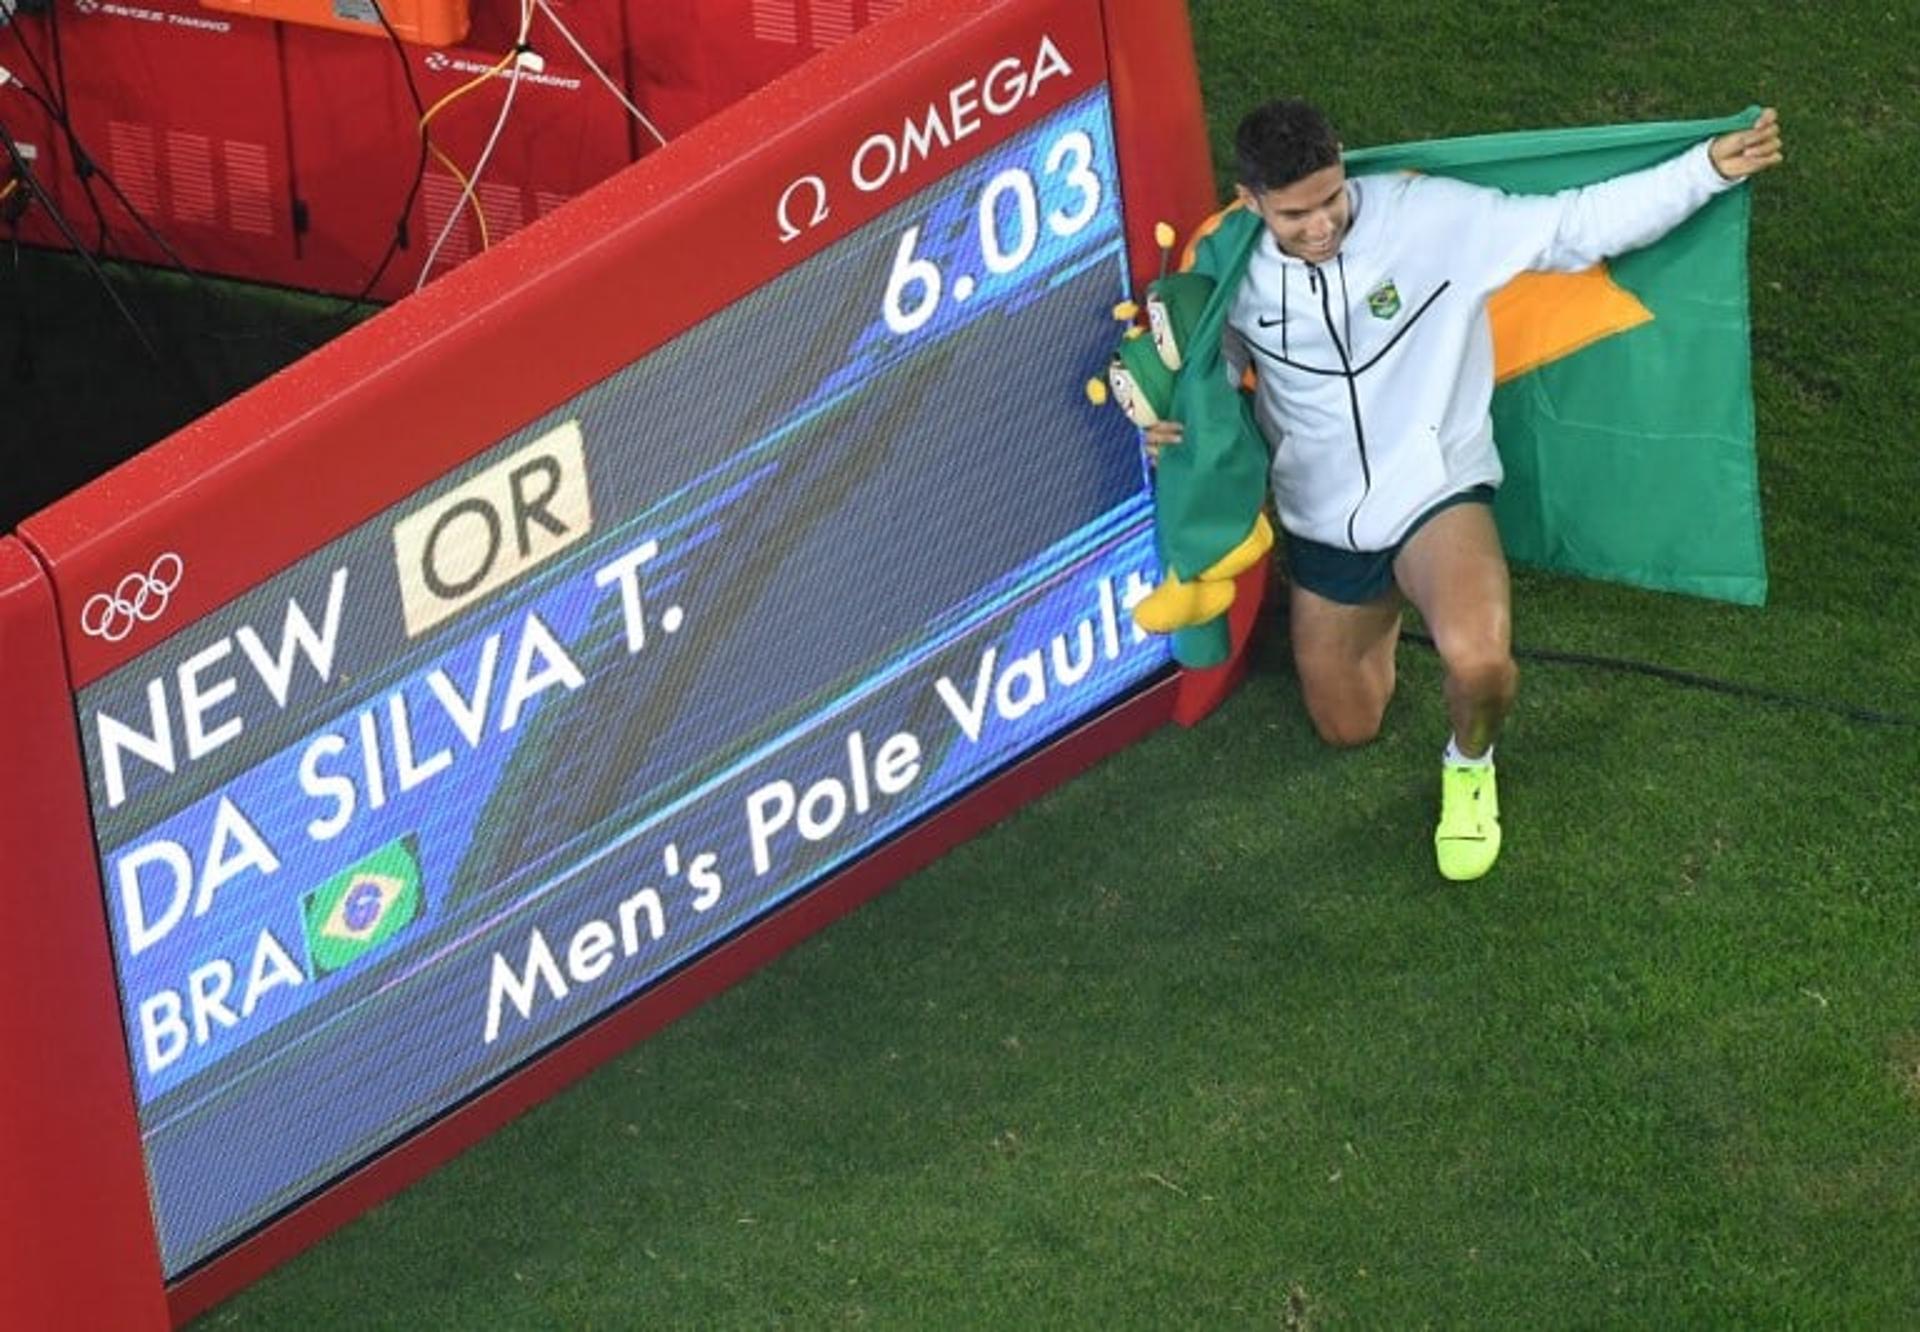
top-left (15, 2), bottom-right (418, 356)
top-left (1403, 630), bottom-right (1920, 730)
top-left (14, 76), bottom-right (198, 278)
top-left (10, 41), bottom-right (320, 373)
top-left (11, 74), bottom-right (214, 297)
top-left (0, 119), bottom-right (163, 366)
top-left (4, 49), bottom-right (230, 409)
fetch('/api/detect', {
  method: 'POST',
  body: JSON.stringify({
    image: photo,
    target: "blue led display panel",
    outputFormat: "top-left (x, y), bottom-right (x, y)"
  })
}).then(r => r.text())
top-left (76, 88), bottom-right (1168, 1276)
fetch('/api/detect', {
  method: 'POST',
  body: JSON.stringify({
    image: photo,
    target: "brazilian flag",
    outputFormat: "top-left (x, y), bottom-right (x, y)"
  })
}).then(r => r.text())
top-left (1346, 109), bottom-right (1768, 605)
top-left (1182, 108), bottom-right (1767, 614)
top-left (302, 835), bottom-right (426, 979)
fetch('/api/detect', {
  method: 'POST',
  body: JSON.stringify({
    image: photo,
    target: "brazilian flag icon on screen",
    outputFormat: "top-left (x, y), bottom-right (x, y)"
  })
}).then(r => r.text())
top-left (301, 835), bottom-right (426, 979)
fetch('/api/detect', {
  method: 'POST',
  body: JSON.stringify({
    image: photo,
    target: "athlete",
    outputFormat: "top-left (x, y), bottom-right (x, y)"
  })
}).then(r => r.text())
top-left (1148, 99), bottom-right (1783, 880)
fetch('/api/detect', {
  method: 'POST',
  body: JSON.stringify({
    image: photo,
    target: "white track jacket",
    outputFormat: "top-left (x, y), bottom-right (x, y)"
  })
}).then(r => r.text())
top-left (1225, 141), bottom-right (1740, 552)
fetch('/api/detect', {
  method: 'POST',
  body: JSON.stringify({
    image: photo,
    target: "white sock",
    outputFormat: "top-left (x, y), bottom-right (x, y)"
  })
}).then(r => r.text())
top-left (1444, 735), bottom-right (1494, 768)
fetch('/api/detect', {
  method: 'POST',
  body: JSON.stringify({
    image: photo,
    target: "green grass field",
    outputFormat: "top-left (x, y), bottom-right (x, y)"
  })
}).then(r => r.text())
top-left (141, 1), bottom-right (1920, 1326)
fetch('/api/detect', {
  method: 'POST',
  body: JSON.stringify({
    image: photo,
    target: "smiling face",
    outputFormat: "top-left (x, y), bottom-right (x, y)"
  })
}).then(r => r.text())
top-left (1107, 356), bottom-right (1159, 428)
top-left (1237, 162), bottom-right (1351, 265)
top-left (1146, 295), bottom-right (1181, 371)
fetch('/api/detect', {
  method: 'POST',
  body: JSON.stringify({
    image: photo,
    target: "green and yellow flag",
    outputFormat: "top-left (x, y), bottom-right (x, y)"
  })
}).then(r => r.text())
top-left (1177, 108), bottom-right (1768, 627)
top-left (302, 835), bottom-right (426, 979)
top-left (1347, 108), bottom-right (1768, 604)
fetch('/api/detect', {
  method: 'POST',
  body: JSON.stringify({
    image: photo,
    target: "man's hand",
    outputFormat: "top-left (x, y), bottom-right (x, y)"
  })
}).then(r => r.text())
top-left (1143, 420), bottom-right (1183, 463)
top-left (1710, 107), bottom-right (1783, 181)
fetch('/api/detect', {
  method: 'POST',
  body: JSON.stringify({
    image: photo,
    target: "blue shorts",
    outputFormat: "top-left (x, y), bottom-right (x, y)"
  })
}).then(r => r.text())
top-left (1284, 485), bottom-right (1497, 606)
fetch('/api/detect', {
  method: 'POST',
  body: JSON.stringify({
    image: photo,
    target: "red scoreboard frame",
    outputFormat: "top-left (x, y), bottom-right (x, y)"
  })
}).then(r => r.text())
top-left (0, 1), bottom-right (1259, 1323)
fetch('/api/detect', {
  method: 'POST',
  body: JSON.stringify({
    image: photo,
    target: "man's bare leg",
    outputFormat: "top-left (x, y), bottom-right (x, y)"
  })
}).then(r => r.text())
top-left (1288, 580), bottom-right (1404, 748)
top-left (1392, 503), bottom-right (1518, 757)
top-left (1391, 502), bottom-right (1516, 879)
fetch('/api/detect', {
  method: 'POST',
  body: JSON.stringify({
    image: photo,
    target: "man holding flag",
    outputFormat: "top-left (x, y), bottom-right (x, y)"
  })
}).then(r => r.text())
top-left (1149, 99), bottom-right (1783, 881)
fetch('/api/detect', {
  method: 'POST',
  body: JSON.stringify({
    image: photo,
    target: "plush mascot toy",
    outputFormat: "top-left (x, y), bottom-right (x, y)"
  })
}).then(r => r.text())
top-left (1089, 224), bottom-right (1273, 668)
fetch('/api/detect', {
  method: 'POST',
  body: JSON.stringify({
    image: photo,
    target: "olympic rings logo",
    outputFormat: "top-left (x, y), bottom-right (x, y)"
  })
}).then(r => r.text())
top-left (80, 553), bottom-right (185, 643)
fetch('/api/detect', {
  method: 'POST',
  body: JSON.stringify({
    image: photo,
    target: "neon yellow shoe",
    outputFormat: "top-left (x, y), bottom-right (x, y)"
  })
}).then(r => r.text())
top-left (1435, 762), bottom-right (1501, 881)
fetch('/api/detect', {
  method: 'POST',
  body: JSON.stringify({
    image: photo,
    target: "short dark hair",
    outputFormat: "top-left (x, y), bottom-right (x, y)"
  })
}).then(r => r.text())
top-left (1234, 99), bottom-right (1342, 193)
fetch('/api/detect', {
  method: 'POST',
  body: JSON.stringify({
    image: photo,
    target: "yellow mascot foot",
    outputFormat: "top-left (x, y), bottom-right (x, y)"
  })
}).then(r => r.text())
top-left (1198, 511), bottom-right (1275, 583)
top-left (1132, 571), bottom-right (1235, 634)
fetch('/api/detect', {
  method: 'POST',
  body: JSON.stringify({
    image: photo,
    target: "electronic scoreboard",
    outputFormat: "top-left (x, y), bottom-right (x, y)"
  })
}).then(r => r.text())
top-left (0, 1), bottom-right (1248, 1323)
